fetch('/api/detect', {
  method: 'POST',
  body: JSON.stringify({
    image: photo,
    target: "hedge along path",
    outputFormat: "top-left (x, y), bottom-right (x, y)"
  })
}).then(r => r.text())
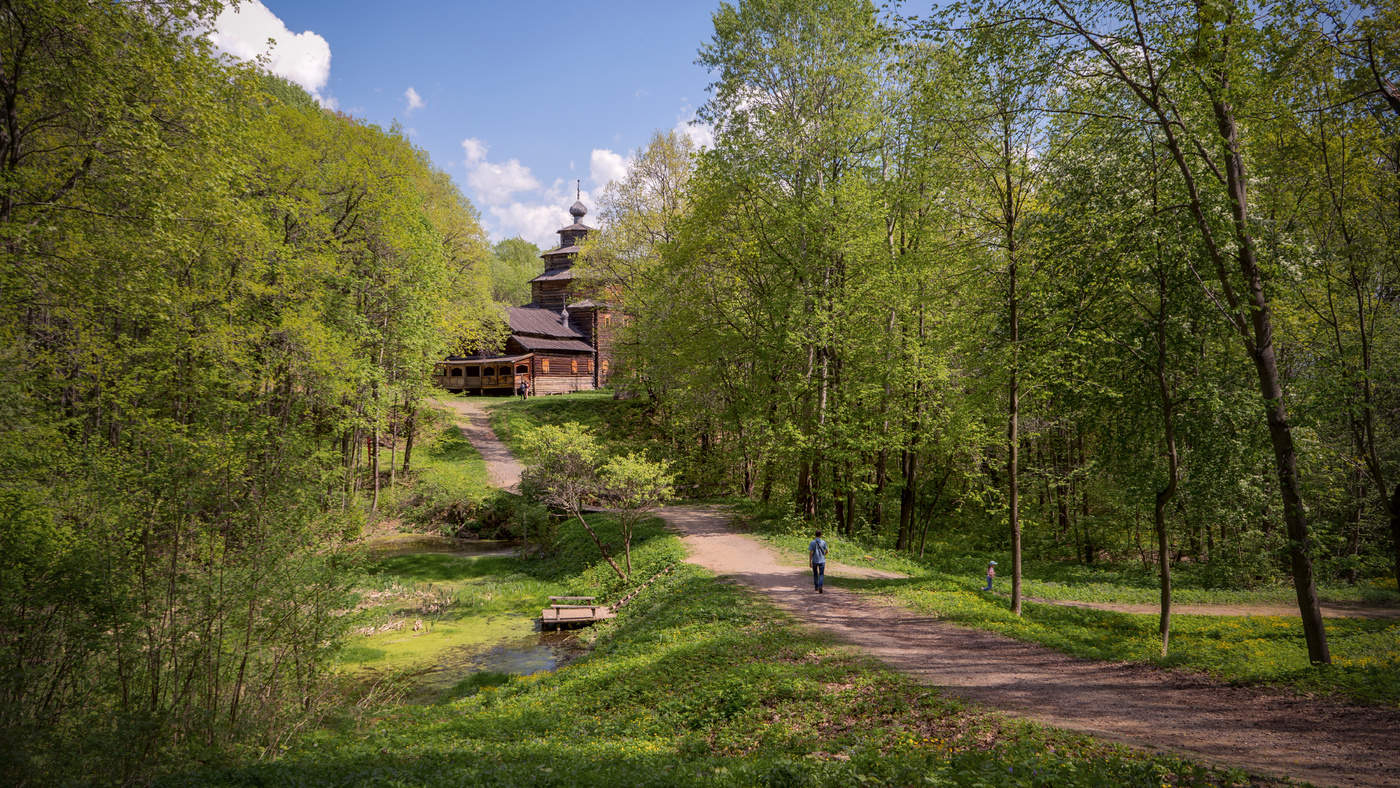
top-left (661, 505), bottom-right (1400, 788)
top-left (448, 400), bottom-right (1400, 787)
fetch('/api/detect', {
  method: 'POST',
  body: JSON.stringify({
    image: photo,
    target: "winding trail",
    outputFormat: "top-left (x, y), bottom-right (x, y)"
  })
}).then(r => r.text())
top-left (446, 396), bottom-right (1400, 788)
top-left (433, 397), bottom-right (524, 492)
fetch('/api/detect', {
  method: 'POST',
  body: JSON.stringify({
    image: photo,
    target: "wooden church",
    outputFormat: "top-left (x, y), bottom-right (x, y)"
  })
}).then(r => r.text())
top-left (433, 199), bottom-right (617, 395)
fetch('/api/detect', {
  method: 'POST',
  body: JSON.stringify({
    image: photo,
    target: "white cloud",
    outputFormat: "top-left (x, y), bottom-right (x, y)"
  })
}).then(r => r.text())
top-left (461, 137), bottom-right (488, 165)
top-left (404, 86), bottom-right (424, 112)
top-left (488, 202), bottom-right (566, 249)
top-left (210, 1), bottom-right (333, 106)
top-left (461, 139), bottom-right (607, 247)
top-left (589, 148), bottom-right (631, 190)
top-left (674, 107), bottom-right (715, 150)
top-left (467, 159), bottom-right (540, 205)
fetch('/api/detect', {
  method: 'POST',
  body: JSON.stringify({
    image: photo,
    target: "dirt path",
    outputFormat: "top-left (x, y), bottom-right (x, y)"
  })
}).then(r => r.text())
top-left (662, 505), bottom-right (1400, 788)
top-left (442, 404), bottom-right (1400, 786)
top-left (1013, 594), bottom-right (1400, 621)
top-left (432, 397), bottom-right (523, 491)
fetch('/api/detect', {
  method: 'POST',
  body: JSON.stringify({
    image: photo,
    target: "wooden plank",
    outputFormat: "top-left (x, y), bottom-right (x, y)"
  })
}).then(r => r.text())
top-left (539, 604), bottom-right (614, 629)
top-left (549, 596), bottom-right (596, 602)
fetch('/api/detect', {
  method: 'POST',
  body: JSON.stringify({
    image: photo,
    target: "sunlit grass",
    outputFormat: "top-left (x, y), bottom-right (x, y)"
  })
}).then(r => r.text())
top-left (173, 554), bottom-right (1250, 787)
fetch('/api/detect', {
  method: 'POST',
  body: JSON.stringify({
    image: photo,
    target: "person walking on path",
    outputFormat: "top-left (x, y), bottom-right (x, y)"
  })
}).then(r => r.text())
top-left (983, 560), bottom-right (997, 591)
top-left (809, 530), bottom-right (829, 593)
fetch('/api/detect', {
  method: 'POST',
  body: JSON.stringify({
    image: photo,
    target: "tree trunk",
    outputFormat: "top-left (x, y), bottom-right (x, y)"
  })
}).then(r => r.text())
top-left (898, 448), bottom-right (917, 551)
top-left (401, 397), bottom-right (417, 473)
top-left (1154, 299), bottom-right (1180, 656)
top-left (572, 510), bottom-right (626, 580)
top-left (1008, 235), bottom-right (1022, 617)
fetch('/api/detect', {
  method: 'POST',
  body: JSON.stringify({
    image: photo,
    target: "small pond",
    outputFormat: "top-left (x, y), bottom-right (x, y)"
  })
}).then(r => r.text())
top-left (414, 626), bottom-right (587, 694)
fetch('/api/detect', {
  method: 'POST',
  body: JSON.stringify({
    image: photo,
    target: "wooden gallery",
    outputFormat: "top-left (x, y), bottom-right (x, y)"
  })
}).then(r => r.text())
top-left (433, 199), bottom-right (617, 396)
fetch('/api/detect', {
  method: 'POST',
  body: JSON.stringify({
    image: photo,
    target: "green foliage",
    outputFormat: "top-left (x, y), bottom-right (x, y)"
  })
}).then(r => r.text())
top-left (491, 391), bottom-right (666, 461)
top-left (489, 237), bottom-right (543, 305)
top-left (737, 510), bottom-right (1400, 706)
top-left (170, 554), bottom-right (1251, 787)
top-left (0, 1), bottom-right (496, 782)
top-left (518, 422), bottom-right (675, 580)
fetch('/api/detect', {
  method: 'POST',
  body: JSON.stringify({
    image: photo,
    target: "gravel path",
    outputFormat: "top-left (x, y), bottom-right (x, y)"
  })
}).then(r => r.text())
top-left (432, 396), bottom-right (524, 491)
top-left (662, 505), bottom-right (1400, 788)
top-left (441, 400), bottom-right (1400, 787)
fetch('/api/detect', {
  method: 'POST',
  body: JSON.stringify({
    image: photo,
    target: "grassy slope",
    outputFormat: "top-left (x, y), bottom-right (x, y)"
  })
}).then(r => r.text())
top-left (754, 528), bottom-right (1400, 707)
top-left (169, 520), bottom-right (1255, 787)
top-left (489, 394), bottom-right (1399, 708)
top-left (490, 390), bottom-right (664, 463)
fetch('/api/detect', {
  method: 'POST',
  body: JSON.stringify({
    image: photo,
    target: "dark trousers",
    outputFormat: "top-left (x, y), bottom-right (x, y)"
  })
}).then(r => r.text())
top-left (811, 562), bottom-right (825, 589)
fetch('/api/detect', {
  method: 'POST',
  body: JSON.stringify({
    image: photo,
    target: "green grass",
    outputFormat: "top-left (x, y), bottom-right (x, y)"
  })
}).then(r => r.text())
top-left (340, 553), bottom-right (557, 674)
top-left (166, 532), bottom-right (1259, 787)
top-left (746, 523), bottom-right (1400, 707)
top-left (489, 391), bottom-right (666, 463)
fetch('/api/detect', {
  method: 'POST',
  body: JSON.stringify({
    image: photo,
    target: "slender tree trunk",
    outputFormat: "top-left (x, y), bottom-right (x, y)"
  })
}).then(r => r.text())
top-left (402, 396), bottom-right (417, 473)
top-left (1154, 299), bottom-right (1180, 656)
top-left (1008, 224), bottom-right (1022, 617)
top-left (870, 449), bottom-right (887, 530)
top-left (571, 510), bottom-right (626, 580)
top-left (796, 459), bottom-right (814, 519)
top-left (1046, 0), bottom-right (1328, 661)
top-left (898, 447), bottom-right (917, 551)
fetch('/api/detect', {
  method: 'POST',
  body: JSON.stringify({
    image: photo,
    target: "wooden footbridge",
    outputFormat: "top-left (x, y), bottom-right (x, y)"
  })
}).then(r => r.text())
top-left (539, 564), bottom-right (675, 630)
top-left (540, 596), bottom-right (613, 629)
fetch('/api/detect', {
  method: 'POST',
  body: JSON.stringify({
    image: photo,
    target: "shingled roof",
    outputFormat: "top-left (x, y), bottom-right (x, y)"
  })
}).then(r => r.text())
top-left (507, 306), bottom-right (582, 338)
top-left (540, 245), bottom-right (583, 258)
top-left (511, 336), bottom-right (596, 353)
top-left (529, 268), bottom-right (577, 282)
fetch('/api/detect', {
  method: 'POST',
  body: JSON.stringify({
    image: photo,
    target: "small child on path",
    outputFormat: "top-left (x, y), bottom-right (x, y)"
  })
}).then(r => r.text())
top-left (809, 530), bottom-right (828, 593)
top-left (983, 560), bottom-right (997, 591)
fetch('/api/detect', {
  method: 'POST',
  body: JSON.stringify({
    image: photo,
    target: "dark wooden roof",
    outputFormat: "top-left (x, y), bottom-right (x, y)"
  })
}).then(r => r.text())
top-left (442, 353), bottom-right (533, 364)
top-left (507, 306), bottom-right (582, 338)
top-left (529, 268), bottom-right (577, 282)
top-left (511, 336), bottom-right (596, 353)
top-left (556, 222), bottom-right (594, 233)
top-left (540, 245), bottom-right (583, 258)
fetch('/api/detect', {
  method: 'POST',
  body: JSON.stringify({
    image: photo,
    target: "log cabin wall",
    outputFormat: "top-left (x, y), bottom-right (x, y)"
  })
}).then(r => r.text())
top-left (531, 353), bottom-right (594, 394)
top-left (594, 310), bottom-right (619, 385)
top-left (534, 281), bottom-right (568, 310)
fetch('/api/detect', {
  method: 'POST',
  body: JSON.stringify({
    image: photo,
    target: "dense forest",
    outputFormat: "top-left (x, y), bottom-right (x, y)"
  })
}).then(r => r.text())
top-left (0, 1), bottom-right (497, 780)
top-left (3, 0), bottom-right (1398, 782)
top-left (582, 0), bottom-right (1399, 663)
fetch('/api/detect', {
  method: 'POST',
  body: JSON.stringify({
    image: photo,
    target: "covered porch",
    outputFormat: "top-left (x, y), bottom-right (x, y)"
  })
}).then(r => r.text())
top-left (433, 354), bottom-right (533, 395)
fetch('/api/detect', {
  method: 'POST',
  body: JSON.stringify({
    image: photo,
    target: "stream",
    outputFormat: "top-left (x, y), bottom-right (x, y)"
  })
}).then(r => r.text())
top-left (356, 536), bottom-right (589, 695)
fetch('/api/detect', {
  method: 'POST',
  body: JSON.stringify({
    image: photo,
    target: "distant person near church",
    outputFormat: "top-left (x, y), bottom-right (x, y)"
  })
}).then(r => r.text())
top-left (517, 379), bottom-right (529, 400)
top-left (809, 530), bottom-right (828, 593)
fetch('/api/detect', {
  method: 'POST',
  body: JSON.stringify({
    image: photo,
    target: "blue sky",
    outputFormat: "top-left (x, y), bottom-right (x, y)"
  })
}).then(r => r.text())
top-left (211, 1), bottom-right (721, 248)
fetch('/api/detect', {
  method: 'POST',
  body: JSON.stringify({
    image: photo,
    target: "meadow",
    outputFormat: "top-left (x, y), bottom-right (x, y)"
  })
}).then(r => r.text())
top-left (168, 515), bottom-right (1255, 787)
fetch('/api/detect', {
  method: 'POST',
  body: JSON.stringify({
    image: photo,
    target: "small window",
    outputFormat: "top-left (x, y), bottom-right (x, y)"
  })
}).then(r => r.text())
top-left (541, 359), bottom-right (550, 373)
top-left (602, 314), bottom-right (612, 326)
top-left (571, 359), bottom-right (579, 374)
top-left (452, 367), bottom-right (462, 376)
top-left (602, 360), bottom-right (609, 375)
top-left (516, 364), bottom-right (529, 375)
top-left (587, 359), bottom-right (594, 373)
